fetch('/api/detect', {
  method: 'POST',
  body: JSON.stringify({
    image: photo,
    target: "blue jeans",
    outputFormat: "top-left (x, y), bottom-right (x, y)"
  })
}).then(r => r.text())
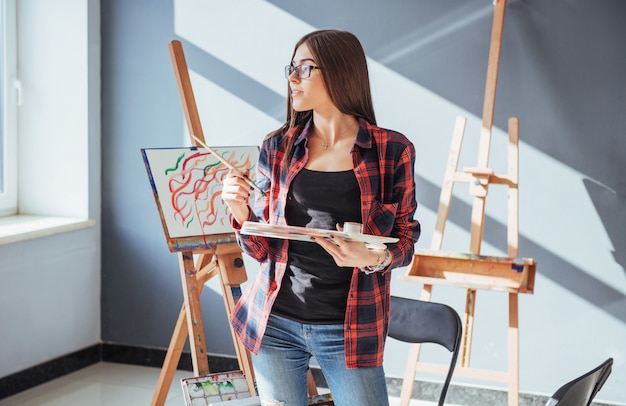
top-left (252, 313), bottom-right (389, 406)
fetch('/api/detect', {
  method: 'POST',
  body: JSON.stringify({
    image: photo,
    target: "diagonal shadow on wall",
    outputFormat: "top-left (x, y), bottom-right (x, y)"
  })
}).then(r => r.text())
top-left (583, 178), bottom-right (626, 278)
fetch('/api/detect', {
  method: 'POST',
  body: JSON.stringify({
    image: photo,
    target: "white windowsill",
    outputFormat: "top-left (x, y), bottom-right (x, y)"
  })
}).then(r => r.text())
top-left (0, 215), bottom-right (96, 245)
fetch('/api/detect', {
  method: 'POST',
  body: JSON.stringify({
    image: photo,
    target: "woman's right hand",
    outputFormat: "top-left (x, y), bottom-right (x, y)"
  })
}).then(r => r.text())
top-left (221, 169), bottom-right (252, 225)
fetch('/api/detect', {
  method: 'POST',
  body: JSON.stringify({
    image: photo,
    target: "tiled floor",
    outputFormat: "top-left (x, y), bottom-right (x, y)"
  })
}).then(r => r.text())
top-left (0, 362), bottom-right (444, 406)
top-left (0, 362), bottom-right (442, 406)
top-left (0, 363), bottom-right (188, 406)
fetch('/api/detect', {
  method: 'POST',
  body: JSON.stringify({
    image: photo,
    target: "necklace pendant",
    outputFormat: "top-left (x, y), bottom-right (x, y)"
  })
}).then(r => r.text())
top-left (323, 143), bottom-right (330, 150)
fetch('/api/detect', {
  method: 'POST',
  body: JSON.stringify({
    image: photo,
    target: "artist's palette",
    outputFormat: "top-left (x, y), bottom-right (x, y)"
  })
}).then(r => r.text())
top-left (181, 370), bottom-right (258, 406)
top-left (240, 221), bottom-right (398, 249)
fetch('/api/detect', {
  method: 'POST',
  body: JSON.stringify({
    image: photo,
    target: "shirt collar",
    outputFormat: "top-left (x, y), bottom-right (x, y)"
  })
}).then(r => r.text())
top-left (354, 117), bottom-right (374, 149)
top-left (293, 118), bottom-right (312, 148)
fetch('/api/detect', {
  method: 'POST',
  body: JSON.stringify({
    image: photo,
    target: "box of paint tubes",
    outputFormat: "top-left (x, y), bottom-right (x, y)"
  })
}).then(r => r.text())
top-left (180, 370), bottom-right (259, 406)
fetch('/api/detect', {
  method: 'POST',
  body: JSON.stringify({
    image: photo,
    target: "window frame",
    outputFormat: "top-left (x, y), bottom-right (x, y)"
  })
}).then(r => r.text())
top-left (0, 0), bottom-right (18, 216)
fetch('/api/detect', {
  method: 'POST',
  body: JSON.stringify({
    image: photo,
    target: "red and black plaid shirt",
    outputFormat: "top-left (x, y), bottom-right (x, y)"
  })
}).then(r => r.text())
top-left (230, 118), bottom-right (420, 368)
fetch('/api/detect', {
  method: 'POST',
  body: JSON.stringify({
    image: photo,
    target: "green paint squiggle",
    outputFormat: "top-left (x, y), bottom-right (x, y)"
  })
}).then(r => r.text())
top-left (165, 153), bottom-right (185, 175)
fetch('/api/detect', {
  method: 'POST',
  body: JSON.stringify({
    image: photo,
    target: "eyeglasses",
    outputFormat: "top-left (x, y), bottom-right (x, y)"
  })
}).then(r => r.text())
top-left (284, 64), bottom-right (321, 79)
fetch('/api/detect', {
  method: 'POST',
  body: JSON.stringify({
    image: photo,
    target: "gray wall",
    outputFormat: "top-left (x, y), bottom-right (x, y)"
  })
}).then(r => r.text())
top-left (101, 0), bottom-right (626, 402)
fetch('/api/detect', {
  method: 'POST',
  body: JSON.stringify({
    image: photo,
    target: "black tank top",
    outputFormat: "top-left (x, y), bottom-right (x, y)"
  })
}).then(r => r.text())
top-left (272, 168), bottom-right (361, 324)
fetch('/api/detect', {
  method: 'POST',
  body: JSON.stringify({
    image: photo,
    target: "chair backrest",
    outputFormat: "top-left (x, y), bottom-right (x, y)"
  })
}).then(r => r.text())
top-left (546, 358), bottom-right (613, 406)
top-left (388, 295), bottom-right (462, 406)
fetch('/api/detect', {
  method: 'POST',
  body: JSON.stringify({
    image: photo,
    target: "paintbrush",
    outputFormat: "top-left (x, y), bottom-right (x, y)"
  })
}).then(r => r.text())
top-left (190, 134), bottom-right (266, 197)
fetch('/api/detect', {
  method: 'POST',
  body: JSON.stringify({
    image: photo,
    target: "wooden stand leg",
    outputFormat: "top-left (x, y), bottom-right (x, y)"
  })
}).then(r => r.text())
top-left (399, 342), bottom-right (422, 406)
top-left (151, 254), bottom-right (223, 406)
top-left (179, 251), bottom-right (210, 376)
top-left (216, 248), bottom-right (257, 396)
top-left (307, 370), bottom-right (319, 397)
top-left (152, 255), bottom-right (219, 406)
top-left (151, 306), bottom-right (188, 406)
top-left (508, 293), bottom-right (519, 406)
top-left (461, 289), bottom-right (477, 367)
top-left (432, 116), bottom-right (466, 250)
top-left (398, 285), bottom-right (434, 406)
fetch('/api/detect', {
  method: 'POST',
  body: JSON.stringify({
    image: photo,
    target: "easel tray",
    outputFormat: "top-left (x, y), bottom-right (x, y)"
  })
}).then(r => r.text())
top-left (401, 248), bottom-right (536, 294)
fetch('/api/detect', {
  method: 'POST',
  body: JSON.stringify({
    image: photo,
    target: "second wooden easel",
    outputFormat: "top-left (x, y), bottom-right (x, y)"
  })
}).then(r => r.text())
top-left (397, 1), bottom-right (536, 405)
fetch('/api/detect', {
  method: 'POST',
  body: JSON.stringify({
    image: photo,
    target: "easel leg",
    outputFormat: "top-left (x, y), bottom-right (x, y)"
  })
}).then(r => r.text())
top-left (461, 289), bottom-right (477, 367)
top-left (307, 370), bottom-right (319, 397)
top-left (508, 293), bottom-right (519, 406)
top-left (179, 251), bottom-right (210, 376)
top-left (399, 343), bottom-right (421, 406)
top-left (222, 284), bottom-right (257, 397)
top-left (151, 306), bottom-right (188, 406)
top-left (431, 116), bottom-right (466, 250)
top-left (398, 285), bottom-right (434, 406)
top-left (152, 255), bottom-right (219, 406)
top-left (216, 248), bottom-right (257, 396)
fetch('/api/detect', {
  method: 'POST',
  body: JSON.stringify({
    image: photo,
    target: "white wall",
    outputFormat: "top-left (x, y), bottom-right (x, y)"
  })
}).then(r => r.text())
top-left (0, 0), bottom-right (100, 378)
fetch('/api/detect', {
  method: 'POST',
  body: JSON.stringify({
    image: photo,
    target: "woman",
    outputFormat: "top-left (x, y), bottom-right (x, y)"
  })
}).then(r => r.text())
top-left (221, 29), bottom-right (420, 406)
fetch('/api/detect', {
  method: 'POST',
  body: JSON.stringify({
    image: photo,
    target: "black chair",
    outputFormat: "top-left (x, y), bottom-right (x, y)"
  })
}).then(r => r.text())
top-left (388, 295), bottom-right (462, 406)
top-left (546, 358), bottom-right (613, 406)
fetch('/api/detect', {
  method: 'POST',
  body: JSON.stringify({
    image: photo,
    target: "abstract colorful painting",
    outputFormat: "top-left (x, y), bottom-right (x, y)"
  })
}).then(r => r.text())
top-left (141, 146), bottom-right (260, 241)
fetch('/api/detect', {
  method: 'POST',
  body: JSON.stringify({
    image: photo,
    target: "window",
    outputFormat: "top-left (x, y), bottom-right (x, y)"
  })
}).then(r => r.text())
top-left (0, 1), bottom-right (95, 244)
top-left (0, 0), bottom-right (17, 216)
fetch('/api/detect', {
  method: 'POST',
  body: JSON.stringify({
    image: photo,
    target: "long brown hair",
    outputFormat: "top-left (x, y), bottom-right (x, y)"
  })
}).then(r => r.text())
top-left (274, 30), bottom-right (377, 171)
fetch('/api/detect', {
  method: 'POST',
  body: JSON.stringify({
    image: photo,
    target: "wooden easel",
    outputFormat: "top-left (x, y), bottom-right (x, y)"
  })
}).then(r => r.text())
top-left (151, 40), bottom-right (322, 405)
top-left (149, 40), bottom-right (256, 405)
top-left (397, 1), bottom-right (536, 405)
